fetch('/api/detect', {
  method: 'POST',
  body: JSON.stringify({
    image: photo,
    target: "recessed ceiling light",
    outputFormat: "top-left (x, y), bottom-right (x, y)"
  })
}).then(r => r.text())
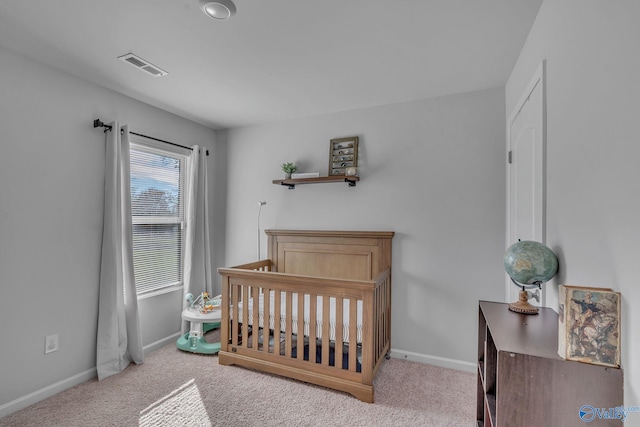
top-left (199, 0), bottom-right (237, 20)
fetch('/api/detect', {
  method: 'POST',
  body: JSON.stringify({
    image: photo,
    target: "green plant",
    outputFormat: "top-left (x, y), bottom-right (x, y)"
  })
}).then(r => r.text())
top-left (281, 162), bottom-right (297, 174)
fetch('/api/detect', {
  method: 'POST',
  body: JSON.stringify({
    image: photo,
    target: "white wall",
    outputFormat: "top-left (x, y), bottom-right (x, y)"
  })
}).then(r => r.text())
top-left (506, 0), bottom-right (640, 408)
top-left (0, 45), bottom-right (226, 413)
top-left (222, 88), bottom-right (506, 368)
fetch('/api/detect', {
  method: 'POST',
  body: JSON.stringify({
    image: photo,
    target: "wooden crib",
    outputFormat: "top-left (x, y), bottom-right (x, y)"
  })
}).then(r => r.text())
top-left (217, 229), bottom-right (394, 403)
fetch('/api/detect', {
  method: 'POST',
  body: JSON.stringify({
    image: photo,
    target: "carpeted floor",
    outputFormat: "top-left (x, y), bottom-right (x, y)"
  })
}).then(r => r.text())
top-left (0, 331), bottom-right (477, 427)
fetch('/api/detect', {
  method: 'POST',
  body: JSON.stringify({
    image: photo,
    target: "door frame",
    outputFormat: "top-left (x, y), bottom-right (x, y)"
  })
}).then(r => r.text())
top-left (505, 60), bottom-right (547, 303)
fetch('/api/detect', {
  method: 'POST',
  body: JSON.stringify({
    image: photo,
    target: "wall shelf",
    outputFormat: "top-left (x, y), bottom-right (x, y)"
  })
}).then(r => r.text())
top-left (272, 176), bottom-right (359, 189)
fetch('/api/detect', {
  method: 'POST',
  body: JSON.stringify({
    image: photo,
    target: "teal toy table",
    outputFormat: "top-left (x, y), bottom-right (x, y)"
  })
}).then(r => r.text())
top-left (176, 307), bottom-right (221, 354)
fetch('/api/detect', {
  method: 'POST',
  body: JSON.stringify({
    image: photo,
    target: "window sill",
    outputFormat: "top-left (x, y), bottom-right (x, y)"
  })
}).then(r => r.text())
top-left (137, 284), bottom-right (183, 300)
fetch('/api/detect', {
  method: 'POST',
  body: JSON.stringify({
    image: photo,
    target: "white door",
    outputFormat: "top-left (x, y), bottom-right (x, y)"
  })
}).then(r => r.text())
top-left (506, 62), bottom-right (546, 305)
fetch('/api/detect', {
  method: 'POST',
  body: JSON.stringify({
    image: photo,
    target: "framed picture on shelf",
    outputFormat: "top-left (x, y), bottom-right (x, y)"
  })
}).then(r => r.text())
top-left (558, 284), bottom-right (621, 368)
top-left (329, 136), bottom-right (358, 176)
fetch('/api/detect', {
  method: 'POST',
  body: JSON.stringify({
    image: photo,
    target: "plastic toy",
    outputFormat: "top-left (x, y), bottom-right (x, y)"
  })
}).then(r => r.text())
top-left (176, 292), bottom-right (222, 354)
top-left (185, 292), bottom-right (221, 313)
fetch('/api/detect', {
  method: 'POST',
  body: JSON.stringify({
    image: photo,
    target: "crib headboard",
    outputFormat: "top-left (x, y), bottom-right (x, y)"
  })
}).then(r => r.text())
top-left (265, 229), bottom-right (394, 280)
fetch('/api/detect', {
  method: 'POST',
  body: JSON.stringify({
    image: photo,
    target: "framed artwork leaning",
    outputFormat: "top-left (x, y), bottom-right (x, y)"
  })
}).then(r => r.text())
top-left (558, 284), bottom-right (621, 368)
top-left (329, 136), bottom-right (358, 176)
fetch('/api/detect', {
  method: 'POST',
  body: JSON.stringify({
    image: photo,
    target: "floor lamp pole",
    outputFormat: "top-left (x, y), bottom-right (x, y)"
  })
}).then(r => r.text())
top-left (257, 201), bottom-right (266, 260)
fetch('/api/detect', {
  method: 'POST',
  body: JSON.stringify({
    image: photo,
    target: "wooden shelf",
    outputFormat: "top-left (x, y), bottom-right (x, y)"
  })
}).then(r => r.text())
top-left (272, 176), bottom-right (359, 189)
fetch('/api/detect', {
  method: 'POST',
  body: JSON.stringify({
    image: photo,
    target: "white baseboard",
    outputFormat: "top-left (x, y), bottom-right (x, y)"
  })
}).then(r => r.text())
top-left (0, 368), bottom-right (96, 418)
top-left (1, 334), bottom-right (181, 419)
top-left (390, 348), bottom-right (476, 373)
top-left (143, 332), bottom-right (181, 355)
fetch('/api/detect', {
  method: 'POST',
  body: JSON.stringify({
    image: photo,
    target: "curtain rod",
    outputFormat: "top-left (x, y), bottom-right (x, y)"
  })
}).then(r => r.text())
top-left (93, 119), bottom-right (209, 156)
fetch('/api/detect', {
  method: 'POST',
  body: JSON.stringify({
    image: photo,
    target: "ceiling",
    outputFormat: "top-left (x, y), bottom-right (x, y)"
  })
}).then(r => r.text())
top-left (0, 0), bottom-right (542, 130)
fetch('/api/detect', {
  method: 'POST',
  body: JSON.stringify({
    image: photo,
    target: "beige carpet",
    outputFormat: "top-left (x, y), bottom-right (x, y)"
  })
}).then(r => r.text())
top-left (1, 331), bottom-right (476, 427)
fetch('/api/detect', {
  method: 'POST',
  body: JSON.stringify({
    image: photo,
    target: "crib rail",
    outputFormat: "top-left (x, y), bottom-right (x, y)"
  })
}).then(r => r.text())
top-left (217, 264), bottom-right (391, 401)
top-left (226, 259), bottom-right (273, 272)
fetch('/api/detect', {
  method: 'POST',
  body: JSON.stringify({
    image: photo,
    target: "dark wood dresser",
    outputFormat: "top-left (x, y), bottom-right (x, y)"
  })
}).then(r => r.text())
top-left (476, 301), bottom-right (623, 426)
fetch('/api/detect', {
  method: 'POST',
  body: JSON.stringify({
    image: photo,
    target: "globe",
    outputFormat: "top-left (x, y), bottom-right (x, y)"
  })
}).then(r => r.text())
top-left (504, 240), bottom-right (558, 286)
top-left (504, 240), bottom-right (559, 314)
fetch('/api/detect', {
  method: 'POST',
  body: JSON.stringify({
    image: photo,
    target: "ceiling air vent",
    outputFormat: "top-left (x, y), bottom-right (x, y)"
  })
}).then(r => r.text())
top-left (117, 53), bottom-right (168, 77)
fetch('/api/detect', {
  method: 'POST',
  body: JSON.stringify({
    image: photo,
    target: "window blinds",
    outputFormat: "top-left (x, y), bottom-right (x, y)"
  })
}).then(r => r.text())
top-left (129, 144), bottom-right (186, 295)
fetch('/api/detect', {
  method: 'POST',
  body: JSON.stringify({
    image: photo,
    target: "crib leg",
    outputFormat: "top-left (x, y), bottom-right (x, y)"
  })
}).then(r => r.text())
top-left (348, 385), bottom-right (375, 404)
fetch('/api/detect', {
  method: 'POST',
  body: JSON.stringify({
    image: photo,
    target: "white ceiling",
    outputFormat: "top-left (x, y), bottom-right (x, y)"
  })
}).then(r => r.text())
top-left (0, 0), bottom-right (542, 130)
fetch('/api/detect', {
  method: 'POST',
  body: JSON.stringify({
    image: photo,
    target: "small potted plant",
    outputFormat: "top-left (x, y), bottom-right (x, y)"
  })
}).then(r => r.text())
top-left (281, 162), bottom-right (297, 179)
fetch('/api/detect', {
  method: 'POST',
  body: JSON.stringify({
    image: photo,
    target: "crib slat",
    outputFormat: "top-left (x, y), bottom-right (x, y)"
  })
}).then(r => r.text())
top-left (309, 293), bottom-right (317, 364)
top-left (242, 285), bottom-right (249, 347)
top-left (285, 291), bottom-right (292, 357)
top-left (252, 286), bottom-right (260, 350)
top-left (349, 297), bottom-right (357, 372)
top-left (263, 287), bottom-right (271, 353)
top-left (322, 295), bottom-right (330, 366)
top-left (231, 284), bottom-right (239, 346)
top-left (274, 289), bottom-right (282, 355)
top-left (362, 290), bottom-right (374, 384)
top-left (221, 276), bottom-right (230, 351)
top-left (375, 285), bottom-right (381, 362)
top-left (335, 297), bottom-right (343, 370)
top-left (383, 279), bottom-right (388, 355)
top-left (384, 276), bottom-right (390, 356)
top-left (296, 293), bottom-right (304, 360)
top-left (384, 275), bottom-right (391, 357)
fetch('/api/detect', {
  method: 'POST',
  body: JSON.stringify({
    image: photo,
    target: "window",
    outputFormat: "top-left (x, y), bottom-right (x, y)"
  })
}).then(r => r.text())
top-left (129, 139), bottom-right (189, 297)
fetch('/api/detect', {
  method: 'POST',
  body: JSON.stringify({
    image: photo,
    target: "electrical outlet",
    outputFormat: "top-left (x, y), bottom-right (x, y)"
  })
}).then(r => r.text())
top-left (45, 334), bottom-right (59, 354)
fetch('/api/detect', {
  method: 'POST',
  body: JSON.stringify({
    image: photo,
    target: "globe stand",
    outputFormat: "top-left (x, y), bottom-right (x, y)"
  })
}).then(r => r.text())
top-left (508, 280), bottom-right (541, 315)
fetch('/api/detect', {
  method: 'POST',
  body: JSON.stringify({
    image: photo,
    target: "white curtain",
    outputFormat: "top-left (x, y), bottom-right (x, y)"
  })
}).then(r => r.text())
top-left (96, 122), bottom-right (144, 380)
top-left (182, 146), bottom-right (213, 331)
